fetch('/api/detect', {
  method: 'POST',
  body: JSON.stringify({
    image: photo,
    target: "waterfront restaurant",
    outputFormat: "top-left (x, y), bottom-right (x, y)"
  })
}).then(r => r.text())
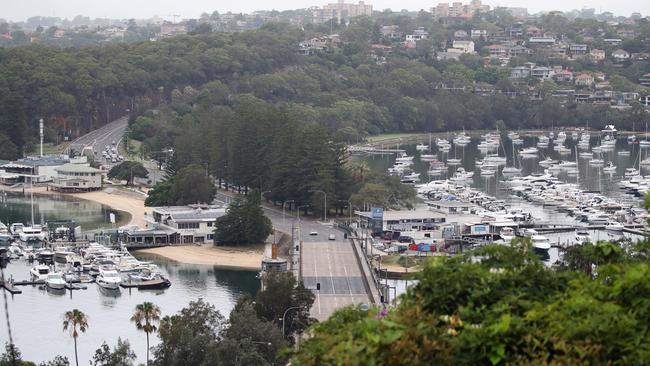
top-left (145, 205), bottom-right (226, 244)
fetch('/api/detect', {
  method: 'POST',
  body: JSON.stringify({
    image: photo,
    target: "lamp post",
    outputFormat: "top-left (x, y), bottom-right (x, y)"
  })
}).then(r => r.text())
top-left (261, 190), bottom-right (271, 202)
top-left (281, 306), bottom-right (303, 337)
top-left (310, 190), bottom-right (327, 221)
top-left (296, 205), bottom-right (309, 222)
top-left (283, 199), bottom-right (294, 225)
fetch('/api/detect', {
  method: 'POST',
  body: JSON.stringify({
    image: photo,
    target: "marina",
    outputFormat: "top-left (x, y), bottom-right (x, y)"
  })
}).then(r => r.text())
top-left (354, 128), bottom-right (649, 260)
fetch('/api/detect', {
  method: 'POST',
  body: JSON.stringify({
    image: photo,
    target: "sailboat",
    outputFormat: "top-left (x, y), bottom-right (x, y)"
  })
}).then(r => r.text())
top-left (447, 141), bottom-right (461, 165)
top-left (420, 134), bottom-right (436, 161)
top-left (502, 138), bottom-right (522, 175)
top-left (628, 121), bottom-right (637, 144)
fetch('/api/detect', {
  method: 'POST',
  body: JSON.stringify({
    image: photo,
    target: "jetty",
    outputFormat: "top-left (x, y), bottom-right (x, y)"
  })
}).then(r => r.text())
top-left (1, 278), bottom-right (22, 294)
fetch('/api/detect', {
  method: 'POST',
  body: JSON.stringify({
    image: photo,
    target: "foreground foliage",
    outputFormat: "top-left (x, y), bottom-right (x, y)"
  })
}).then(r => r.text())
top-left (293, 240), bottom-right (650, 365)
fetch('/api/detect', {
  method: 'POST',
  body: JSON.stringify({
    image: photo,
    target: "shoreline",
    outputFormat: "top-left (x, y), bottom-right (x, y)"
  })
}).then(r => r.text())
top-left (134, 244), bottom-right (265, 271)
top-left (3, 185), bottom-right (149, 228)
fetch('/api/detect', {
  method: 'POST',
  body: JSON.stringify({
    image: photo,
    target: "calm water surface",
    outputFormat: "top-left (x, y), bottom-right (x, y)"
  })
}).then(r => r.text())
top-left (0, 191), bottom-right (127, 230)
top-left (0, 255), bottom-right (259, 363)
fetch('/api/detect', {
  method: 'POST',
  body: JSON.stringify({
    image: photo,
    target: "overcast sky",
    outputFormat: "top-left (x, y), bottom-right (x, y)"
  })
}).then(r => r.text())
top-left (4, 0), bottom-right (648, 22)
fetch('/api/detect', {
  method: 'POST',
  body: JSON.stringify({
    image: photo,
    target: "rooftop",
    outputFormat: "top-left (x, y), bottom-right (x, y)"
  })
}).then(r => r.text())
top-left (55, 163), bottom-right (102, 173)
top-left (356, 209), bottom-right (447, 221)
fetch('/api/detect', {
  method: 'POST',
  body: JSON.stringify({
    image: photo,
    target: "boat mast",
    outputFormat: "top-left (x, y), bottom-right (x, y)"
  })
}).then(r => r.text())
top-left (30, 175), bottom-right (34, 226)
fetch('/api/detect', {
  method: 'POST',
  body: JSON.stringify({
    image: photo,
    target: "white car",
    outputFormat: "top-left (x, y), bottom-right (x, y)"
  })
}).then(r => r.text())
top-left (328, 233), bottom-right (336, 240)
top-left (309, 231), bottom-right (318, 236)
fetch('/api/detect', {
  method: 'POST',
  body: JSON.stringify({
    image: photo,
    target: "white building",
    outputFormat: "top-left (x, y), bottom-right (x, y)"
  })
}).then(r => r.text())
top-left (50, 164), bottom-right (103, 192)
top-left (146, 205), bottom-right (226, 244)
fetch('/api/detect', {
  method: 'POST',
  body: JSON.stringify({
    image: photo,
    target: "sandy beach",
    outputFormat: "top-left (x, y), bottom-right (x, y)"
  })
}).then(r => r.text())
top-left (5, 185), bottom-right (150, 228)
top-left (136, 244), bottom-right (265, 270)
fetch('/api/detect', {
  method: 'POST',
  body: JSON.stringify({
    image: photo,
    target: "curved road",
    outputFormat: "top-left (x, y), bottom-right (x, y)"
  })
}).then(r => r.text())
top-left (64, 116), bottom-right (129, 170)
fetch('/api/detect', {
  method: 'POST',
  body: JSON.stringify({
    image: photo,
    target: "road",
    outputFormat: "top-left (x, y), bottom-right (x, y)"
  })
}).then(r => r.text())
top-left (216, 192), bottom-right (371, 321)
top-left (64, 116), bottom-right (129, 170)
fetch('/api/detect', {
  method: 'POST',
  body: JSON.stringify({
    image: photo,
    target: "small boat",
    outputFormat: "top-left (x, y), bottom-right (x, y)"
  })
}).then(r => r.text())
top-left (502, 166), bottom-right (522, 174)
top-left (605, 221), bottom-right (624, 231)
top-left (499, 227), bottom-right (515, 242)
top-left (618, 150), bottom-right (631, 156)
top-left (30, 264), bottom-right (50, 281)
top-left (603, 162), bottom-right (617, 173)
top-left (640, 140), bottom-right (650, 148)
top-left (538, 157), bottom-right (557, 167)
top-left (447, 158), bottom-right (461, 165)
top-left (520, 147), bottom-right (538, 155)
top-left (415, 143), bottom-right (429, 151)
top-left (628, 135), bottom-right (637, 143)
top-left (588, 158), bottom-right (605, 166)
top-left (46, 272), bottom-right (66, 290)
top-left (578, 151), bottom-right (593, 158)
top-left (574, 230), bottom-right (592, 245)
top-left (531, 235), bottom-right (551, 252)
top-left (420, 154), bottom-right (436, 162)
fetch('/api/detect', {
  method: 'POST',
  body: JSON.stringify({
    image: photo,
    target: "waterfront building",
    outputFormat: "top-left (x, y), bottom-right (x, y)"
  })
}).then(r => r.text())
top-left (145, 205), bottom-right (226, 244)
top-left (49, 164), bottom-right (103, 192)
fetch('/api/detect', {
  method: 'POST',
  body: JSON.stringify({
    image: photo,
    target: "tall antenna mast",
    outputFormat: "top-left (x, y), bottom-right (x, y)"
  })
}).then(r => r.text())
top-left (39, 118), bottom-right (44, 157)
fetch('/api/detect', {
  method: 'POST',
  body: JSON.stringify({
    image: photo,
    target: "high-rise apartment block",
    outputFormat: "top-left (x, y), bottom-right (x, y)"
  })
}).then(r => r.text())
top-left (312, 0), bottom-right (373, 24)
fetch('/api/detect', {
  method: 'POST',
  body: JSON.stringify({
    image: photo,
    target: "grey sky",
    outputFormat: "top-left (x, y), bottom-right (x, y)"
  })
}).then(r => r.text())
top-left (4, 0), bottom-right (648, 22)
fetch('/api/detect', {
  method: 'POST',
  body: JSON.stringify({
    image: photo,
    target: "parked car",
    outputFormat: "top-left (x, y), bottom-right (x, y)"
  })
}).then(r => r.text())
top-left (309, 231), bottom-right (318, 236)
top-left (328, 233), bottom-right (335, 240)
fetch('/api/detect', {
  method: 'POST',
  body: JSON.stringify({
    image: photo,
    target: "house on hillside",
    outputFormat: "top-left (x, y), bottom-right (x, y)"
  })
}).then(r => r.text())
top-left (510, 66), bottom-right (531, 79)
top-left (450, 40), bottom-right (475, 54)
top-left (590, 49), bottom-right (606, 60)
top-left (531, 66), bottom-right (553, 80)
top-left (574, 73), bottom-right (595, 87)
top-left (485, 44), bottom-right (508, 58)
top-left (569, 44), bottom-right (588, 57)
top-left (554, 69), bottom-right (574, 82)
top-left (612, 49), bottom-right (630, 61)
top-left (639, 73), bottom-right (650, 87)
top-left (453, 30), bottom-right (468, 39)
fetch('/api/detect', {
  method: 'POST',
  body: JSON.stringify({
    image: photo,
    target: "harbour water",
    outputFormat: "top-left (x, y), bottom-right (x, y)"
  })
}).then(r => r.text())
top-left (0, 191), bottom-right (128, 230)
top-left (0, 254), bottom-right (259, 363)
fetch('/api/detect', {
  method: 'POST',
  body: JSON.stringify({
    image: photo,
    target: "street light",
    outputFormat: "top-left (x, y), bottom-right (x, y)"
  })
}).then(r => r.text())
top-left (309, 190), bottom-right (327, 221)
top-left (296, 205), bottom-right (309, 221)
top-left (281, 306), bottom-right (303, 337)
top-left (261, 190), bottom-right (271, 202)
top-left (283, 199), bottom-right (294, 225)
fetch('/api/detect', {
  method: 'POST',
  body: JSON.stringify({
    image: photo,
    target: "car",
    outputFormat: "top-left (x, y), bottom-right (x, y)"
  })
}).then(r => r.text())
top-left (309, 231), bottom-right (318, 236)
top-left (328, 233), bottom-right (336, 240)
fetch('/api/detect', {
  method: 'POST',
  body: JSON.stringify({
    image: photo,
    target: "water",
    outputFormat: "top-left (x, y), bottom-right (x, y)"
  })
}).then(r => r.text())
top-left (363, 135), bottom-right (642, 203)
top-left (0, 191), bottom-right (128, 230)
top-left (0, 255), bottom-right (259, 363)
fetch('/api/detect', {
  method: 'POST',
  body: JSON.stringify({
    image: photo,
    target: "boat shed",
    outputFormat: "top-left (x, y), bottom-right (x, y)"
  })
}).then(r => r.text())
top-left (123, 226), bottom-right (179, 247)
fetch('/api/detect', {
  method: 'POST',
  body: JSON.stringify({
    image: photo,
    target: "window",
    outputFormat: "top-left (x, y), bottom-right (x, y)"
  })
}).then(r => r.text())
top-left (178, 222), bottom-right (200, 229)
top-left (207, 222), bottom-right (213, 227)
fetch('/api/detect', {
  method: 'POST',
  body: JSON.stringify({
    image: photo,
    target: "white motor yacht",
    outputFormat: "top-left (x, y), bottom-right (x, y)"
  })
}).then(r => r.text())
top-left (603, 162), bottom-right (617, 173)
top-left (605, 221), bottom-right (624, 231)
top-left (520, 147), bottom-right (538, 155)
top-left (19, 225), bottom-right (46, 243)
top-left (531, 235), bottom-right (551, 252)
top-left (415, 144), bottom-right (429, 151)
top-left (30, 264), bottom-right (50, 281)
top-left (499, 227), bottom-right (516, 242)
top-left (574, 230), bottom-right (592, 245)
top-left (46, 272), bottom-right (66, 290)
top-left (96, 266), bottom-right (122, 290)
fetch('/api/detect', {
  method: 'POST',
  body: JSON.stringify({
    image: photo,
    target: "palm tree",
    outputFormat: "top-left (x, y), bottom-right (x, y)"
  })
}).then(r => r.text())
top-left (62, 309), bottom-right (88, 366)
top-left (131, 302), bottom-right (161, 365)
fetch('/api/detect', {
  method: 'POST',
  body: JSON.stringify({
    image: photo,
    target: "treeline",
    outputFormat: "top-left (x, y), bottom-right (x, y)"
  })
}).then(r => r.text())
top-left (0, 24), bottom-right (302, 159)
top-left (142, 94), bottom-right (416, 214)
top-left (3, 15), bottom-right (648, 160)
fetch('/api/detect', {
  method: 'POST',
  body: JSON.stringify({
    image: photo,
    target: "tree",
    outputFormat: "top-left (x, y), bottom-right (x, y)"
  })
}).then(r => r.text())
top-left (152, 299), bottom-right (225, 366)
top-left (131, 302), bottom-right (161, 365)
top-left (38, 356), bottom-right (69, 366)
top-left (292, 240), bottom-right (650, 364)
top-left (0, 343), bottom-right (35, 366)
top-left (91, 338), bottom-right (136, 366)
top-left (215, 301), bottom-right (289, 365)
top-left (254, 271), bottom-right (315, 337)
top-left (144, 177), bottom-right (175, 207)
top-left (214, 194), bottom-right (272, 245)
top-left (167, 164), bottom-right (215, 205)
top-left (62, 309), bottom-right (88, 366)
top-left (107, 161), bottom-right (148, 186)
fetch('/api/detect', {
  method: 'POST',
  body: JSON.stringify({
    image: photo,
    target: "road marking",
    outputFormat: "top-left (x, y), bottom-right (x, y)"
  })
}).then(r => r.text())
top-left (312, 244), bottom-right (321, 315)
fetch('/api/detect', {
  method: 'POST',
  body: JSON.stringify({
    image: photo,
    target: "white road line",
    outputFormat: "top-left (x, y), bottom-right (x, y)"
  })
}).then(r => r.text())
top-left (326, 242), bottom-right (338, 308)
top-left (312, 244), bottom-right (321, 315)
top-left (342, 257), bottom-right (353, 295)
